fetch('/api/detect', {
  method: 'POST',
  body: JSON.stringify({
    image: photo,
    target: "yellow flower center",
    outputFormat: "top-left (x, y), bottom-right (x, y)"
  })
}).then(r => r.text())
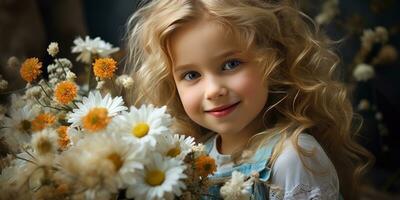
top-left (54, 81), bottom-right (78, 105)
top-left (93, 58), bottom-right (118, 79)
top-left (145, 170), bottom-right (165, 186)
top-left (166, 147), bottom-right (181, 157)
top-left (19, 120), bottom-right (32, 132)
top-left (82, 107), bottom-right (110, 132)
top-left (19, 57), bottom-right (42, 83)
top-left (132, 123), bottom-right (149, 138)
top-left (107, 153), bottom-right (123, 172)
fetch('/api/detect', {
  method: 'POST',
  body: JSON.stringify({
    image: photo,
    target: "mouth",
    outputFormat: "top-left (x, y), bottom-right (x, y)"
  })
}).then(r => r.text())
top-left (205, 101), bottom-right (240, 117)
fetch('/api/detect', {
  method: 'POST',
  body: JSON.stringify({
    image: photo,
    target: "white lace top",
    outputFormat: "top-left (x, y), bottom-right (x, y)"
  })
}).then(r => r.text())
top-left (209, 133), bottom-right (340, 200)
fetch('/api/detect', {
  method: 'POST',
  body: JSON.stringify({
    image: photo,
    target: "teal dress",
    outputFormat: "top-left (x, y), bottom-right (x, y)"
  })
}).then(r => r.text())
top-left (201, 134), bottom-right (344, 200)
top-left (201, 135), bottom-right (280, 200)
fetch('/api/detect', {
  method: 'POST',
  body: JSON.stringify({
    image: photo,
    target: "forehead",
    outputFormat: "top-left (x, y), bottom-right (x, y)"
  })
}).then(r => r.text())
top-left (169, 18), bottom-right (248, 67)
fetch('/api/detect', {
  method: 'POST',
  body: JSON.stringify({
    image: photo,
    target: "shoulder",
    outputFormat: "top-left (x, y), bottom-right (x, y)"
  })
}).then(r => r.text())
top-left (270, 133), bottom-right (339, 198)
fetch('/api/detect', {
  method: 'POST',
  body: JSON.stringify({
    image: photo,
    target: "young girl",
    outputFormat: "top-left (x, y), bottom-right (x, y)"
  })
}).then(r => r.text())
top-left (125, 0), bottom-right (373, 199)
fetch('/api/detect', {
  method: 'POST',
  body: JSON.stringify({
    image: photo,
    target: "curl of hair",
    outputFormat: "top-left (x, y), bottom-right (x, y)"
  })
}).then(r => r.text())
top-left (125, 1), bottom-right (374, 199)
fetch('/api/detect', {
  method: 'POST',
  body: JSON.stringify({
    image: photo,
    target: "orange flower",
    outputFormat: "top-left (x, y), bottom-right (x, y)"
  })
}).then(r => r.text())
top-left (195, 155), bottom-right (217, 177)
top-left (82, 107), bottom-right (110, 132)
top-left (54, 81), bottom-right (78, 105)
top-left (57, 126), bottom-right (70, 150)
top-left (92, 58), bottom-right (117, 79)
top-left (32, 113), bottom-right (56, 132)
top-left (19, 57), bottom-right (42, 83)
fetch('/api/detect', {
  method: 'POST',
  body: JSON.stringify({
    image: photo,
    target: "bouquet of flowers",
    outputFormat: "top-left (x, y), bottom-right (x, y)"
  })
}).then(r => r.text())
top-left (0, 37), bottom-right (230, 200)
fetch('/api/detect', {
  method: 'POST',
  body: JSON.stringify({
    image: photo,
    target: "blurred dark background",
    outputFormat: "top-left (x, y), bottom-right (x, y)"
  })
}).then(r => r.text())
top-left (0, 0), bottom-right (399, 198)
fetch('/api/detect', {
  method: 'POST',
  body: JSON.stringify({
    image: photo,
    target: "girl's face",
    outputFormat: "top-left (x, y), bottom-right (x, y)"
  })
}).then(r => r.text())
top-left (170, 19), bottom-right (268, 137)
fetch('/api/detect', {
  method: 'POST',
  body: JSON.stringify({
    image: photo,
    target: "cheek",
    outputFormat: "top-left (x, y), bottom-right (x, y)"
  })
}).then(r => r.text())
top-left (231, 71), bottom-right (267, 100)
top-left (176, 85), bottom-right (202, 116)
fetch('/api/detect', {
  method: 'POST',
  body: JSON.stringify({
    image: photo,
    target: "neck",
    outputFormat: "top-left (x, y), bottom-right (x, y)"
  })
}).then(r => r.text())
top-left (217, 116), bottom-right (264, 155)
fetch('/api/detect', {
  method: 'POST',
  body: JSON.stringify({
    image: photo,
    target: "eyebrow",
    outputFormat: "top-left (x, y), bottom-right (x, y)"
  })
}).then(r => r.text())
top-left (173, 50), bottom-right (242, 73)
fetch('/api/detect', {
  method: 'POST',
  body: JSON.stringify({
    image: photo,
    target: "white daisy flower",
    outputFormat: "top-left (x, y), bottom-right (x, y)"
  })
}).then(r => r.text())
top-left (220, 171), bottom-right (253, 200)
top-left (31, 128), bottom-right (59, 155)
top-left (353, 63), bottom-right (375, 81)
top-left (71, 36), bottom-right (119, 64)
top-left (109, 104), bottom-right (172, 149)
top-left (1, 148), bottom-right (56, 194)
top-left (58, 134), bottom-right (143, 197)
top-left (126, 153), bottom-right (187, 200)
top-left (67, 91), bottom-right (127, 133)
top-left (157, 134), bottom-right (195, 160)
top-left (0, 104), bottom-right (39, 151)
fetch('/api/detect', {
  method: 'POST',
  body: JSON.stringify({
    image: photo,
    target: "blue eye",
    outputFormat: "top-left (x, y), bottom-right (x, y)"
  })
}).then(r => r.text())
top-left (183, 71), bottom-right (200, 81)
top-left (223, 59), bottom-right (242, 70)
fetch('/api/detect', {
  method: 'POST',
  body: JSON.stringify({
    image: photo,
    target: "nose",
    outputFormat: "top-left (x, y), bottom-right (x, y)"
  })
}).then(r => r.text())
top-left (205, 76), bottom-right (228, 100)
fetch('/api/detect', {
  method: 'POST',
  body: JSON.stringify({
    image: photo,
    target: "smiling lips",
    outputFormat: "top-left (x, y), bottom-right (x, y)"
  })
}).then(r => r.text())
top-left (205, 102), bottom-right (240, 118)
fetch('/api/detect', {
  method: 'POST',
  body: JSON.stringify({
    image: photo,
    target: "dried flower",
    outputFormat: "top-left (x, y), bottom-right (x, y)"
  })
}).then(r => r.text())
top-left (54, 81), bottom-right (78, 105)
top-left (374, 45), bottom-right (398, 65)
top-left (96, 80), bottom-right (106, 90)
top-left (220, 171), bottom-right (253, 200)
top-left (7, 56), bottom-right (20, 68)
top-left (31, 113), bottom-right (56, 132)
top-left (116, 74), bottom-right (134, 89)
top-left (357, 99), bottom-right (370, 111)
top-left (32, 128), bottom-right (58, 155)
top-left (47, 42), bottom-right (59, 57)
top-left (57, 126), bottom-right (70, 150)
top-left (0, 75), bottom-right (8, 90)
top-left (353, 63), bottom-right (375, 81)
top-left (66, 71), bottom-right (77, 81)
top-left (315, 0), bottom-right (339, 25)
top-left (19, 58), bottom-right (42, 83)
top-left (93, 58), bottom-right (118, 79)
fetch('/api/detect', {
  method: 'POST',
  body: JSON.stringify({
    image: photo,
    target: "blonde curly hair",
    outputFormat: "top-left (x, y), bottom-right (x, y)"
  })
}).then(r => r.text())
top-left (125, 0), bottom-right (373, 199)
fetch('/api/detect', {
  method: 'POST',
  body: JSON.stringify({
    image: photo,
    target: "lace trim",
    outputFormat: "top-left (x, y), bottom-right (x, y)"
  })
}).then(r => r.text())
top-left (269, 183), bottom-right (338, 200)
top-left (269, 185), bottom-right (284, 200)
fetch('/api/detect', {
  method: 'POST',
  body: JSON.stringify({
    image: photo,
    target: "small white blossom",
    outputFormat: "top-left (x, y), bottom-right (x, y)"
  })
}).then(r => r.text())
top-left (47, 42), bottom-right (59, 57)
top-left (116, 74), bottom-right (134, 89)
top-left (315, 0), bottom-right (339, 25)
top-left (192, 143), bottom-right (206, 158)
top-left (361, 26), bottom-right (389, 52)
top-left (353, 63), bottom-right (375, 81)
top-left (220, 171), bottom-right (253, 200)
top-left (24, 85), bottom-right (42, 99)
top-left (66, 71), bottom-right (77, 81)
top-left (56, 58), bottom-right (73, 69)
